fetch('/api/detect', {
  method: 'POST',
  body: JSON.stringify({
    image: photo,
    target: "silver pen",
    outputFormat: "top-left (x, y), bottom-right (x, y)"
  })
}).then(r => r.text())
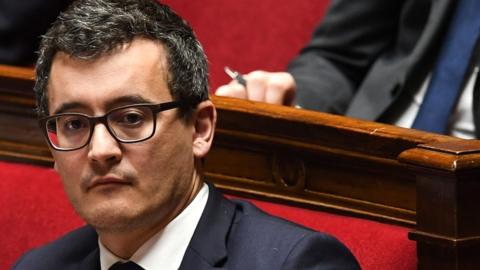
top-left (224, 66), bottom-right (247, 87)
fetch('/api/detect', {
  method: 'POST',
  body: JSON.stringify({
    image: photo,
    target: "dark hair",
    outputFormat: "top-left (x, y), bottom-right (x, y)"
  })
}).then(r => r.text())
top-left (35, 0), bottom-right (209, 119)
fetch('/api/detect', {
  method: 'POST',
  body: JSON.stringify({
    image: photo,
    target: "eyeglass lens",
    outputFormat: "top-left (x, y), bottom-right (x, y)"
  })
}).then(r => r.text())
top-left (45, 106), bottom-right (155, 150)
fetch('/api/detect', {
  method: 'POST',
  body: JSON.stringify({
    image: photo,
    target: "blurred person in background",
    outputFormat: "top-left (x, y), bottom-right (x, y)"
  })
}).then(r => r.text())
top-left (217, 0), bottom-right (480, 139)
top-left (0, 0), bottom-right (71, 65)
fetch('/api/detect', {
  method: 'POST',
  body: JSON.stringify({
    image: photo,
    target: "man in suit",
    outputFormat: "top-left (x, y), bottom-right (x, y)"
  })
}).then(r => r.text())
top-left (216, 0), bottom-right (479, 138)
top-left (13, 0), bottom-right (359, 269)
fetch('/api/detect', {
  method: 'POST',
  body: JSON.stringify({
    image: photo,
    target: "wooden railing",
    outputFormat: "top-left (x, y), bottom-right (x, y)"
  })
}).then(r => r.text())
top-left (2, 64), bottom-right (480, 269)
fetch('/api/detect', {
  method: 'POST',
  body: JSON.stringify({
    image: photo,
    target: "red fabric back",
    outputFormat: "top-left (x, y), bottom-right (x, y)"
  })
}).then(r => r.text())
top-left (161, 0), bottom-right (330, 91)
top-left (0, 161), bottom-right (84, 269)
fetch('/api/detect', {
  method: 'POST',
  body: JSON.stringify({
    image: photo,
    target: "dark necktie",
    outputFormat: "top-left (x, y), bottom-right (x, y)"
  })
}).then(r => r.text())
top-left (108, 261), bottom-right (145, 270)
top-left (411, 0), bottom-right (480, 134)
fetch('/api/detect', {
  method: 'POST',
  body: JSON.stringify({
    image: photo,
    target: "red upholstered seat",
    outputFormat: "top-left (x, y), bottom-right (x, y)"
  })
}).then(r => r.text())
top-left (237, 197), bottom-right (416, 270)
top-left (0, 161), bottom-right (84, 269)
top-left (1, 160), bottom-right (415, 269)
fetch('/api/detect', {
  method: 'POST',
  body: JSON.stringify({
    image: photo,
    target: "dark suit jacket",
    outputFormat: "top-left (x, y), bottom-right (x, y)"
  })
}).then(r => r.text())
top-left (0, 0), bottom-right (71, 65)
top-left (12, 184), bottom-right (360, 269)
top-left (289, 0), bottom-right (460, 125)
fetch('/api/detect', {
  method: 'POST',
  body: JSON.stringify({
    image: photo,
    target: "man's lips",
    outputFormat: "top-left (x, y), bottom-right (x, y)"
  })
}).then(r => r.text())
top-left (87, 176), bottom-right (132, 191)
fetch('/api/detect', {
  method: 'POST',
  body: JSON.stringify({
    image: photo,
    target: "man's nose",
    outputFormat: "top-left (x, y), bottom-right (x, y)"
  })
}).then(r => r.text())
top-left (87, 124), bottom-right (122, 165)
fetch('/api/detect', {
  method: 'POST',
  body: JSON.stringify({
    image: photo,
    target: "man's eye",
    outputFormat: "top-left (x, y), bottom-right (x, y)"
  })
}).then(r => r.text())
top-left (119, 113), bottom-right (145, 125)
top-left (64, 118), bottom-right (87, 131)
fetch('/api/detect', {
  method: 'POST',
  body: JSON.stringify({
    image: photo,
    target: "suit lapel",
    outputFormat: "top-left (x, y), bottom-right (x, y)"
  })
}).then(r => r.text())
top-left (179, 183), bottom-right (236, 270)
top-left (179, 250), bottom-right (228, 270)
top-left (80, 244), bottom-right (100, 270)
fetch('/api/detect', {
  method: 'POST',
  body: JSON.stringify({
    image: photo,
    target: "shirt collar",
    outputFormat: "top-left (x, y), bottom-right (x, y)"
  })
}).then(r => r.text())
top-left (99, 183), bottom-right (209, 270)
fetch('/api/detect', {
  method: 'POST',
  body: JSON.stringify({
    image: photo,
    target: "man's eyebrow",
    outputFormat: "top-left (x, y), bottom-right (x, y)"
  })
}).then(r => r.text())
top-left (52, 95), bottom-right (157, 115)
top-left (53, 102), bottom-right (85, 115)
top-left (104, 95), bottom-right (156, 111)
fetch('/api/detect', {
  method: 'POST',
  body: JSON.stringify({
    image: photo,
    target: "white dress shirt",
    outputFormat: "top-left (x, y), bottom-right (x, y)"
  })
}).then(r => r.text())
top-left (99, 183), bottom-right (209, 270)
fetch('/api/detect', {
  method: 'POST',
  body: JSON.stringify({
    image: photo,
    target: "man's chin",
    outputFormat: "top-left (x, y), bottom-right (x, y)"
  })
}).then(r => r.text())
top-left (75, 202), bottom-right (146, 233)
top-left (84, 210), bottom-right (143, 233)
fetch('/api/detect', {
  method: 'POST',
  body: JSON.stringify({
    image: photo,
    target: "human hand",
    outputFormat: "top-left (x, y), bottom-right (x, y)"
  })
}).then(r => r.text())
top-left (215, 70), bottom-right (296, 106)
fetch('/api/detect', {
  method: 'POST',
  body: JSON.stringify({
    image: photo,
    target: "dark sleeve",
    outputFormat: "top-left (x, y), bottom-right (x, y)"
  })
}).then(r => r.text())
top-left (0, 0), bottom-right (72, 65)
top-left (288, 0), bottom-right (404, 114)
top-left (11, 251), bottom-right (31, 270)
top-left (281, 231), bottom-right (361, 270)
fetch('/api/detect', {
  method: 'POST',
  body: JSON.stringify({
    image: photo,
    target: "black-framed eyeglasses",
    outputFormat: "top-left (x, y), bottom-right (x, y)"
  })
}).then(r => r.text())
top-left (39, 101), bottom-right (184, 151)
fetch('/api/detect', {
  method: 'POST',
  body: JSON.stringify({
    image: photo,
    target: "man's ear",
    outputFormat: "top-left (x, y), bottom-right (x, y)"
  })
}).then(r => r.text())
top-left (192, 100), bottom-right (216, 158)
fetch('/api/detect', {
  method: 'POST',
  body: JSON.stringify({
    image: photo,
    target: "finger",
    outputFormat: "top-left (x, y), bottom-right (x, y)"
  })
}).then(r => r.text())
top-left (265, 85), bottom-right (286, 105)
top-left (244, 71), bottom-right (267, 102)
top-left (265, 86), bottom-right (296, 105)
top-left (265, 73), bottom-right (296, 105)
top-left (215, 83), bottom-right (247, 99)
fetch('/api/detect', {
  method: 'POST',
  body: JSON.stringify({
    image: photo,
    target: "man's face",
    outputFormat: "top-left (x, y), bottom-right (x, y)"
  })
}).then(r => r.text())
top-left (47, 38), bottom-right (205, 233)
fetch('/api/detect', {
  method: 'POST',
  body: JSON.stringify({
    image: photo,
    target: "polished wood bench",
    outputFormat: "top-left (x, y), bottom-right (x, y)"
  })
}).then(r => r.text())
top-left (2, 64), bottom-right (480, 269)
